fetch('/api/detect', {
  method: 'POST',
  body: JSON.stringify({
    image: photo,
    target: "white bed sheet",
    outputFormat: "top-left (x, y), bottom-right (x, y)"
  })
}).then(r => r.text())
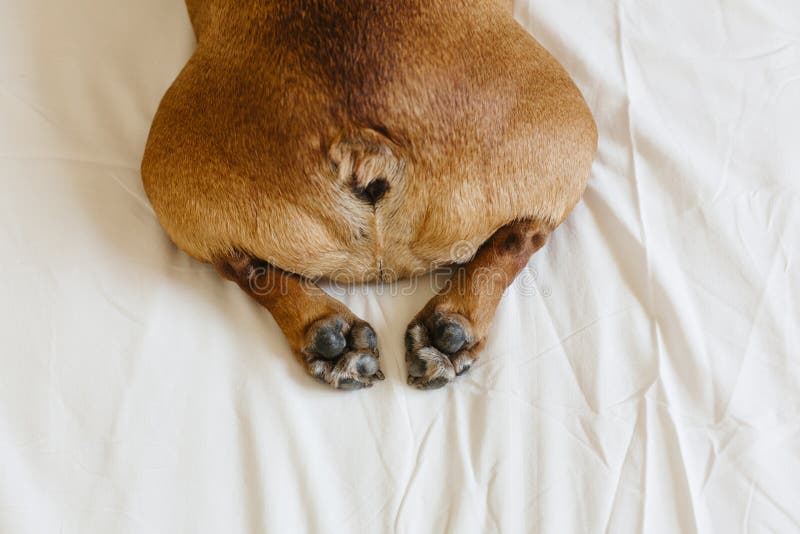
top-left (1, 0), bottom-right (799, 532)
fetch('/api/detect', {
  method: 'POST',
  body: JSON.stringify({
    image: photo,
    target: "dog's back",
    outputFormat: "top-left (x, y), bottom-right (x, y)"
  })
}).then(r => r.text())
top-left (142, 0), bottom-right (596, 282)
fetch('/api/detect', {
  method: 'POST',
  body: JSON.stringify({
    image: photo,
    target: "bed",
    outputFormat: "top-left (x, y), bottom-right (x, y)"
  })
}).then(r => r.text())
top-left (1, 0), bottom-right (798, 532)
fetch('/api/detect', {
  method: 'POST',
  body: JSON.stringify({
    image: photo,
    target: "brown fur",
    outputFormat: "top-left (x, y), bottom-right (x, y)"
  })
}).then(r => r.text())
top-left (142, 0), bottom-right (597, 389)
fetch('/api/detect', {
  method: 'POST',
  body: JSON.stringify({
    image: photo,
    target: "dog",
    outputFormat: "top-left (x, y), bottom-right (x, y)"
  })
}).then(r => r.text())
top-left (141, 0), bottom-right (597, 390)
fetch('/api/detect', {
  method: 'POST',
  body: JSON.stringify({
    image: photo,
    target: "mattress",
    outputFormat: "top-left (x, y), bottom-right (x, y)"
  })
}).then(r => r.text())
top-left (1, 0), bottom-right (798, 532)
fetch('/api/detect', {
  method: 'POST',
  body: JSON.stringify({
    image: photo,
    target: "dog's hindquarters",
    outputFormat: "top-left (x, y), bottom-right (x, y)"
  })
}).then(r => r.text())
top-left (143, 0), bottom-right (597, 389)
top-left (185, 0), bottom-right (209, 38)
top-left (143, 3), bottom-right (595, 282)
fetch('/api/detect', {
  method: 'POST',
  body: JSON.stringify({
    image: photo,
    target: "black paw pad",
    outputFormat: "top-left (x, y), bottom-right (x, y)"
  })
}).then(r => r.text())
top-left (311, 324), bottom-right (347, 360)
top-left (355, 354), bottom-right (379, 377)
top-left (432, 320), bottom-right (468, 354)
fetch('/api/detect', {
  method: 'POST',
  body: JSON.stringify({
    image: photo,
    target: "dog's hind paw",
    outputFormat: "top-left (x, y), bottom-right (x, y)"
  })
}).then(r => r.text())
top-left (405, 312), bottom-right (477, 389)
top-left (302, 316), bottom-right (384, 390)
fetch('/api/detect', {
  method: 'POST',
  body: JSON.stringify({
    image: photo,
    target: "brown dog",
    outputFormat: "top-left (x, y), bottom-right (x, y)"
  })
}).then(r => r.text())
top-left (141, 0), bottom-right (597, 390)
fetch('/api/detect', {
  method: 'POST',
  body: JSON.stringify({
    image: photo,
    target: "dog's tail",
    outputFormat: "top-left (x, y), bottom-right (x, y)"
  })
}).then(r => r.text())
top-left (328, 128), bottom-right (406, 206)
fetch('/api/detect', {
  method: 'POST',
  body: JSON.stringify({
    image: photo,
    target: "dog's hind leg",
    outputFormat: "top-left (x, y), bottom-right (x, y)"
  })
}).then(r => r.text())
top-left (405, 219), bottom-right (551, 389)
top-left (216, 251), bottom-right (385, 390)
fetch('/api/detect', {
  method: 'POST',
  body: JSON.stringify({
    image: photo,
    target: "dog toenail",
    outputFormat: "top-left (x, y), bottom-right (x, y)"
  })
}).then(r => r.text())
top-left (313, 328), bottom-right (346, 360)
top-left (420, 376), bottom-right (450, 390)
top-left (433, 322), bottom-right (467, 354)
top-left (337, 378), bottom-right (364, 390)
top-left (456, 362), bottom-right (472, 376)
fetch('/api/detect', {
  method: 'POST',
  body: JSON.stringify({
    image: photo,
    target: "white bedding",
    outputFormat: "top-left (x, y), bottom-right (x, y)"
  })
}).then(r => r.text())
top-left (1, 1), bottom-right (799, 532)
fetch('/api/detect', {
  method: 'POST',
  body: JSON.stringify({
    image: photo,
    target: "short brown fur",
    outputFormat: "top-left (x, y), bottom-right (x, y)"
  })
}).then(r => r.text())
top-left (142, 0), bottom-right (597, 389)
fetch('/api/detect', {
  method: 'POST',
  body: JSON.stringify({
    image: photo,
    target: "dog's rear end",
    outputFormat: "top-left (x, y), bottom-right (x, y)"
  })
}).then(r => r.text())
top-left (142, 0), bottom-right (596, 389)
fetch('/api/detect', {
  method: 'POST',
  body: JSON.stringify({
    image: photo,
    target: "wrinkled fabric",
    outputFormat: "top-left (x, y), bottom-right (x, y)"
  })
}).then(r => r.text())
top-left (1, 0), bottom-right (798, 533)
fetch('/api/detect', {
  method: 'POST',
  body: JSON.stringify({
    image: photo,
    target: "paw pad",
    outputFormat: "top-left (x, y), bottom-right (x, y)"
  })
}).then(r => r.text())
top-left (303, 317), bottom-right (383, 390)
top-left (405, 312), bottom-right (477, 389)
